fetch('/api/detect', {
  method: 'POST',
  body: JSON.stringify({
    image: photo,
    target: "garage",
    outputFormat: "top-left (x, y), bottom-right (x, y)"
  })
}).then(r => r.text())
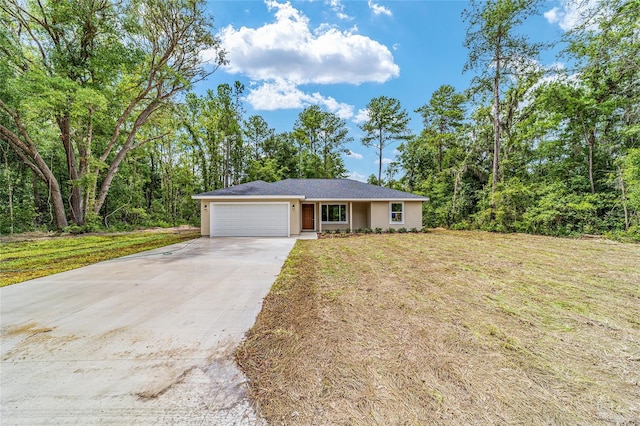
top-left (210, 202), bottom-right (290, 237)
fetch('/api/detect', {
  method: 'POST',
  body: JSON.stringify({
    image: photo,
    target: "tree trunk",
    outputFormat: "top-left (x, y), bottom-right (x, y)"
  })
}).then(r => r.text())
top-left (58, 114), bottom-right (84, 225)
top-left (438, 121), bottom-right (445, 172)
top-left (492, 48), bottom-right (501, 195)
top-left (588, 130), bottom-right (595, 194)
top-left (2, 146), bottom-right (14, 234)
top-left (620, 170), bottom-right (629, 231)
top-left (323, 144), bottom-right (328, 178)
top-left (94, 145), bottom-right (130, 215)
top-left (378, 130), bottom-right (383, 186)
top-left (81, 108), bottom-right (95, 221)
top-left (0, 124), bottom-right (69, 228)
top-left (93, 100), bottom-right (161, 214)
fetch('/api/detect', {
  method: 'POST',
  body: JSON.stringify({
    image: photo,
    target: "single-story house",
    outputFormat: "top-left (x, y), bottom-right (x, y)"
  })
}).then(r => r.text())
top-left (192, 179), bottom-right (429, 237)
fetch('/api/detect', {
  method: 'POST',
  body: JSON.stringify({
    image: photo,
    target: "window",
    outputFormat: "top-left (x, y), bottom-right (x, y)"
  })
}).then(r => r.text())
top-left (390, 202), bottom-right (404, 224)
top-left (321, 204), bottom-right (347, 223)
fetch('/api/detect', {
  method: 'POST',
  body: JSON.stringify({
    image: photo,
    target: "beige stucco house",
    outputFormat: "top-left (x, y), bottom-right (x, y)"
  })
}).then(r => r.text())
top-left (192, 179), bottom-right (428, 237)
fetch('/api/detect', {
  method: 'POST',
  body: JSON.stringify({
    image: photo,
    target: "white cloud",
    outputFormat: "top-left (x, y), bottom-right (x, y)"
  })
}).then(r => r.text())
top-left (345, 150), bottom-right (363, 160)
top-left (246, 79), bottom-right (354, 119)
top-left (544, 7), bottom-right (562, 25)
top-left (353, 108), bottom-right (369, 124)
top-left (216, 0), bottom-right (399, 85)
top-left (347, 171), bottom-right (367, 182)
top-left (544, 1), bottom-right (599, 31)
top-left (368, 0), bottom-right (392, 17)
top-left (327, 0), bottom-right (352, 20)
top-left (376, 158), bottom-right (393, 165)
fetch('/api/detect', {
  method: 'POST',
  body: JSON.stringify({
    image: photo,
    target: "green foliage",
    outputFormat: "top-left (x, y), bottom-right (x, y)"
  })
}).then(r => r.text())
top-left (622, 148), bottom-right (640, 222)
top-left (360, 96), bottom-right (412, 185)
top-left (1, 0), bottom-right (226, 229)
top-left (521, 186), bottom-right (621, 236)
top-left (473, 179), bottom-right (534, 233)
top-left (1, 0), bottom-right (637, 241)
top-left (292, 106), bottom-right (350, 179)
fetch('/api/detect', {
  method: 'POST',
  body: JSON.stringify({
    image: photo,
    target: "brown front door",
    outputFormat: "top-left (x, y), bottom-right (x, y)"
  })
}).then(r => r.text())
top-left (302, 204), bottom-right (315, 230)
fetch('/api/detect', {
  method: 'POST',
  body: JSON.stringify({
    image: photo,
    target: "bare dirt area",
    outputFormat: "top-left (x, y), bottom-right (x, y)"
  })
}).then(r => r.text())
top-left (236, 230), bottom-right (640, 425)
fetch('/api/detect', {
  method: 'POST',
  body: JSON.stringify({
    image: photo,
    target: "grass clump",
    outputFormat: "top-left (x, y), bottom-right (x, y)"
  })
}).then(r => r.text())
top-left (0, 229), bottom-right (199, 286)
top-left (236, 230), bottom-right (640, 425)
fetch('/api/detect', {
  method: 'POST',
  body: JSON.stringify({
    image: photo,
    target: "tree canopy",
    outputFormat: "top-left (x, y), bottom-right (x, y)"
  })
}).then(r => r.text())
top-left (1, 0), bottom-right (638, 240)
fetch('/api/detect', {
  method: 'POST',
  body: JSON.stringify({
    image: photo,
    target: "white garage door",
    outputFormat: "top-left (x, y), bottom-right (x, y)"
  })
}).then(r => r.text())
top-left (210, 202), bottom-right (289, 237)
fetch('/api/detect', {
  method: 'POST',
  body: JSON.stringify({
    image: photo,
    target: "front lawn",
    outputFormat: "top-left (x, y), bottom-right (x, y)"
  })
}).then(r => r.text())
top-left (236, 230), bottom-right (640, 424)
top-left (0, 228), bottom-right (200, 286)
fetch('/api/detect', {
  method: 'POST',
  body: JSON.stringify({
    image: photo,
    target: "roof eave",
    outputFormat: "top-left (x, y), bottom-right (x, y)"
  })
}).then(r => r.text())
top-left (304, 197), bottom-right (429, 202)
top-left (192, 194), bottom-right (305, 200)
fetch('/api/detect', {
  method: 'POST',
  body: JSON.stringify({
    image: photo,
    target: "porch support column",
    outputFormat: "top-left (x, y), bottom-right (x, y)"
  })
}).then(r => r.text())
top-left (349, 202), bottom-right (353, 232)
top-left (318, 204), bottom-right (322, 233)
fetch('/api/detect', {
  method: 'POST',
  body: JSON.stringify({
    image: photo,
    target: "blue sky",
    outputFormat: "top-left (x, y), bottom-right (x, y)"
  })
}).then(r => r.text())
top-left (197, 0), bottom-right (585, 181)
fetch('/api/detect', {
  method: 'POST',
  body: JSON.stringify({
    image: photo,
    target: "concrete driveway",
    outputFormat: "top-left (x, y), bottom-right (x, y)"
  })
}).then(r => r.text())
top-left (1, 237), bottom-right (297, 425)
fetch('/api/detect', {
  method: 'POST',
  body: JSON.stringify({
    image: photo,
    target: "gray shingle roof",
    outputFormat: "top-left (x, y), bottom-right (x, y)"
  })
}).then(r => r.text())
top-left (193, 179), bottom-right (427, 200)
top-left (193, 180), bottom-right (302, 197)
top-left (273, 179), bottom-right (427, 200)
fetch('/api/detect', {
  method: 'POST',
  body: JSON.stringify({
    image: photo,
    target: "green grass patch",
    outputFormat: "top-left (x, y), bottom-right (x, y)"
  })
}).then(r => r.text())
top-left (1, 230), bottom-right (200, 286)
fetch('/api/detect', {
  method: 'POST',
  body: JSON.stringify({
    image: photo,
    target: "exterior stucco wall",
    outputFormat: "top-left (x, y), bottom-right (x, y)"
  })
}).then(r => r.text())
top-left (404, 201), bottom-right (423, 229)
top-left (351, 202), bottom-right (369, 230)
top-left (370, 201), bottom-right (423, 230)
top-left (370, 201), bottom-right (389, 230)
top-left (199, 198), bottom-right (300, 236)
top-left (200, 200), bottom-right (210, 236)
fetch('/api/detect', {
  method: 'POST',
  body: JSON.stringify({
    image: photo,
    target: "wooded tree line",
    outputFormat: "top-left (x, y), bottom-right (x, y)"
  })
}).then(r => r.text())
top-left (393, 0), bottom-right (639, 239)
top-left (1, 0), bottom-right (638, 239)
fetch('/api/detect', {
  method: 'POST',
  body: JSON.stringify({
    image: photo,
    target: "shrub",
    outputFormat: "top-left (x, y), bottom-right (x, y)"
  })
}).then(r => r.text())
top-left (354, 227), bottom-right (363, 234)
top-left (387, 227), bottom-right (396, 234)
top-left (410, 227), bottom-right (419, 233)
top-left (364, 228), bottom-right (373, 234)
top-left (421, 227), bottom-right (429, 233)
top-left (374, 227), bottom-right (383, 234)
top-left (64, 224), bottom-right (86, 235)
top-left (398, 227), bottom-right (408, 233)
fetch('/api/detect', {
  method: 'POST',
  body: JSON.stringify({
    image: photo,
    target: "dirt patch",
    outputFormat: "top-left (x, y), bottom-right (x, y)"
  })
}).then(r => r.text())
top-left (2, 322), bottom-right (54, 337)
top-left (236, 230), bottom-right (640, 424)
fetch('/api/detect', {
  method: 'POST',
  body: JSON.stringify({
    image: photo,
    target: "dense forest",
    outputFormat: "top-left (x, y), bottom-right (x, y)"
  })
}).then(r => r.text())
top-left (1, 0), bottom-right (638, 240)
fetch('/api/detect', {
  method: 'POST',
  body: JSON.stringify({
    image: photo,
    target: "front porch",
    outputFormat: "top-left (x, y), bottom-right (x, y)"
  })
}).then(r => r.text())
top-left (300, 201), bottom-right (370, 233)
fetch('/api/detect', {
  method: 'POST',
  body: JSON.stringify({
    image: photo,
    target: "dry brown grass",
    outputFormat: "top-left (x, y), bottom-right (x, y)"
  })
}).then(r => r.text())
top-left (235, 230), bottom-right (640, 425)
